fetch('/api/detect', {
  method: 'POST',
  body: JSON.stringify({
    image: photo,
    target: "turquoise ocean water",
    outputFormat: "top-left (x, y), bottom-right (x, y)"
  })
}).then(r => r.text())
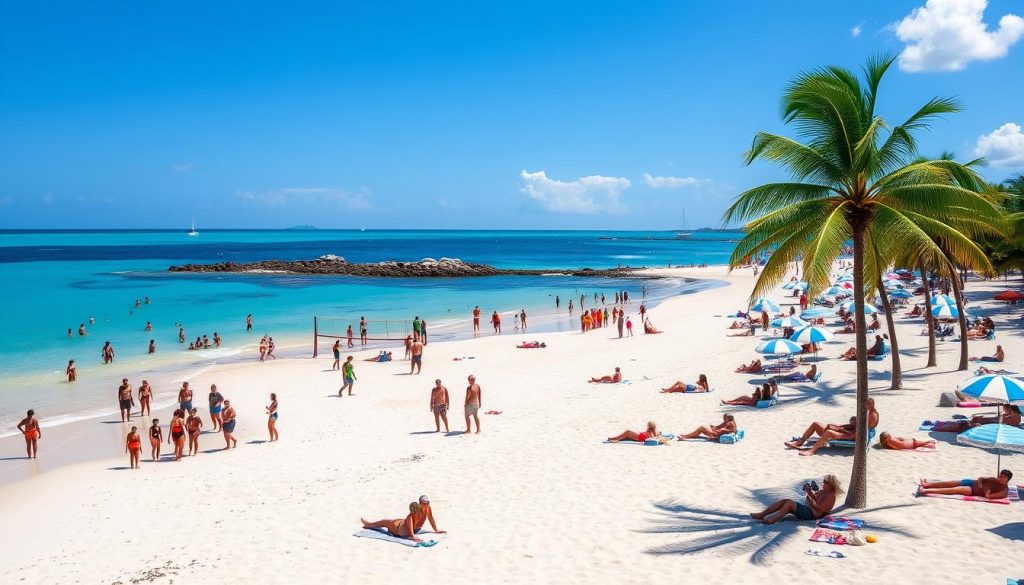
top-left (0, 229), bottom-right (740, 432)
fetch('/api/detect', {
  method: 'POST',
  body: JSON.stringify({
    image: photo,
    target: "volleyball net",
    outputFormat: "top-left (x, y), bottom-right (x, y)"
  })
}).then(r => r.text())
top-left (312, 316), bottom-right (414, 357)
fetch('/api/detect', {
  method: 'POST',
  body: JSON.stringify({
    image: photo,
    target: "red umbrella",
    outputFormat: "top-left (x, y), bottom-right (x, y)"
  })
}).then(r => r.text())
top-left (994, 291), bottom-right (1023, 302)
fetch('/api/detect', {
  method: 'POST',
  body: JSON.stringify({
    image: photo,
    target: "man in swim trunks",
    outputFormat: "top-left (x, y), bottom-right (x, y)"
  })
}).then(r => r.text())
top-left (464, 375), bottom-right (481, 434)
top-left (247, 314), bottom-right (253, 332)
top-left (520, 309), bottom-right (527, 330)
top-left (751, 474), bottom-right (841, 524)
top-left (410, 339), bottom-right (424, 374)
top-left (208, 384), bottom-right (224, 431)
top-left (340, 356), bottom-right (357, 396)
top-left (430, 379), bottom-right (450, 432)
top-left (118, 378), bottom-right (134, 422)
top-left (412, 316), bottom-right (422, 342)
top-left (17, 410), bottom-right (41, 458)
top-left (919, 470), bottom-right (1013, 499)
top-left (472, 306), bottom-right (480, 334)
top-left (785, 398), bottom-right (878, 456)
top-left (178, 382), bottom-right (194, 414)
top-left (359, 316), bottom-right (368, 345)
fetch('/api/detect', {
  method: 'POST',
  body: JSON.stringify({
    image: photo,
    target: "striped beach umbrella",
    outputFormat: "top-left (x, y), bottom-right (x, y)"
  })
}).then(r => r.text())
top-left (931, 294), bottom-right (955, 306)
top-left (790, 325), bottom-right (834, 344)
top-left (957, 375), bottom-right (1024, 404)
top-left (931, 304), bottom-right (959, 319)
top-left (840, 300), bottom-right (879, 315)
top-left (756, 338), bottom-right (802, 355)
top-left (750, 298), bottom-right (781, 314)
top-left (824, 286), bottom-right (842, 296)
top-left (773, 315), bottom-right (808, 328)
top-left (957, 424), bottom-right (1024, 475)
top-left (888, 289), bottom-right (912, 299)
top-left (800, 307), bottom-right (834, 318)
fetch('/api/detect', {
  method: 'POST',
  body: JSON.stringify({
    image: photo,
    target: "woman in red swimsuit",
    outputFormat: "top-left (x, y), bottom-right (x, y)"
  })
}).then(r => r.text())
top-left (125, 426), bottom-right (142, 469)
top-left (168, 410), bottom-right (186, 461)
top-left (608, 421), bottom-right (658, 443)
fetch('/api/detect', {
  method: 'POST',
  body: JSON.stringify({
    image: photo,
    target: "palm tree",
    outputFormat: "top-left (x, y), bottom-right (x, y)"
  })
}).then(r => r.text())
top-left (918, 261), bottom-right (937, 367)
top-left (724, 55), bottom-right (1005, 507)
top-left (868, 241), bottom-right (901, 389)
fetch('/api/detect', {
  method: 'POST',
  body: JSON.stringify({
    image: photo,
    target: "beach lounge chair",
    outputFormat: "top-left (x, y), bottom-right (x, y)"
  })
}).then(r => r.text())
top-left (827, 428), bottom-right (876, 448)
top-left (718, 429), bottom-right (745, 444)
top-left (756, 397), bottom-right (778, 408)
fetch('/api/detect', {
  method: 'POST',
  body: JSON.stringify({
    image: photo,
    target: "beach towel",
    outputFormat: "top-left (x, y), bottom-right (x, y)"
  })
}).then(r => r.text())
top-left (678, 430), bottom-right (744, 443)
top-left (916, 481), bottom-right (1020, 505)
top-left (353, 527), bottom-right (446, 547)
top-left (452, 356), bottom-right (475, 361)
top-left (817, 516), bottom-right (865, 530)
top-left (809, 528), bottom-right (850, 545)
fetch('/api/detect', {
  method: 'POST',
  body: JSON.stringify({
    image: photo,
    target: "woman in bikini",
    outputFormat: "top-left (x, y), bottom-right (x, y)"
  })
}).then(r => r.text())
top-left (722, 383), bottom-right (770, 406)
top-left (608, 421), bottom-right (659, 443)
top-left (186, 408), bottom-right (203, 456)
top-left (878, 432), bottom-right (935, 450)
top-left (361, 502), bottom-right (425, 541)
top-left (660, 374), bottom-right (709, 393)
top-left (66, 360), bottom-right (77, 382)
top-left (589, 367), bottom-right (622, 383)
top-left (17, 410), bottom-right (41, 459)
top-left (125, 426), bottom-right (142, 469)
top-left (222, 400), bottom-right (238, 449)
top-left (168, 409), bottom-right (186, 461)
top-left (149, 418), bottom-right (163, 461)
top-left (266, 393), bottom-right (279, 442)
top-left (138, 380), bottom-right (152, 417)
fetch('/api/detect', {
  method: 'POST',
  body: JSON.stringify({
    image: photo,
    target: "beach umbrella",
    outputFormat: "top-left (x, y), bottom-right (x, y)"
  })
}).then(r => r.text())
top-left (840, 300), bottom-right (879, 315)
top-left (889, 289), bottom-right (912, 299)
top-left (994, 290), bottom-right (1023, 302)
top-left (956, 424), bottom-right (1024, 475)
top-left (884, 281), bottom-right (905, 289)
top-left (836, 274), bottom-right (853, 282)
top-left (781, 281), bottom-right (798, 290)
top-left (800, 307), bottom-right (834, 319)
top-left (931, 294), bottom-right (955, 306)
top-left (824, 286), bottom-right (842, 296)
top-left (773, 315), bottom-right (808, 328)
top-left (957, 374), bottom-right (1024, 404)
top-left (750, 298), bottom-right (781, 314)
top-left (756, 338), bottom-right (802, 355)
top-left (931, 304), bottom-right (959, 319)
top-left (790, 325), bottom-right (834, 344)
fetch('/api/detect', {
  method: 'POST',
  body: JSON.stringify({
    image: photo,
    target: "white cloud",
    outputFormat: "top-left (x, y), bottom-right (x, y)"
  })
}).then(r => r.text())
top-left (236, 187), bottom-right (372, 211)
top-left (851, 24), bottom-right (863, 38)
top-left (974, 122), bottom-right (1024, 168)
top-left (642, 173), bottom-right (712, 189)
top-left (519, 170), bottom-right (630, 214)
top-left (894, 0), bottom-right (1024, 72)
top-left (172, 162), bottom-right (195, 172)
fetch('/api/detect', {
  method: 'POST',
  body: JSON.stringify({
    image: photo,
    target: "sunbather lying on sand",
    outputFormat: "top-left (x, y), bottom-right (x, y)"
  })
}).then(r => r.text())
top-left (677, 414), bottom-right (736, 440)
top-left (643, 318), bottom-right (662, 334)
top-left (908, 305), bottom-right (922, 317)
top-left (729, 327), bottom-right (756, 337)
top-left (516, 341), bottom-right (546, 348)
top-left (839, 335), bottom-right (883, 360)
top-left (785, 398), bottom-right (878, 456)
top-left (879, 432), bottom-right (935, 450)
top-left (975, 365), bottom-right (1014, 375)
top-left (751, 474), bottom-right (841, 524)
top-left (969, 345), bottom-right (1004, 362)
top-left (607, 421), bottom-right (661, 443)
top-left (919, 470), bottom-right (1012, 499)
top-left (781, 364), bottom-right (817, 382)
top-left (933, 405), bottom-right (1021, 431)
top-left (660, 374), bottom-right (709, 393)
top-left (736, 359), bottom-right (761, 373)
top-left (361, 502), bottom-right (427, 541)
top-left (364, 351), bottom-right (393, 362)
top-left (590, 367), bottom-right (622, 383)
top-left (722, 383), bottom-right (770, 406)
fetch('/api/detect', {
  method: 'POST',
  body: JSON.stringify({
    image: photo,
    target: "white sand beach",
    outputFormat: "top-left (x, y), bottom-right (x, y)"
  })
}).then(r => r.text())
top-left (1, 266), bottom-right (1022, 584)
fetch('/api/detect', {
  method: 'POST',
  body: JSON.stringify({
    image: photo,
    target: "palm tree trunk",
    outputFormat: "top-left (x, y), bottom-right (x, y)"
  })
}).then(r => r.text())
top-left (919, 261), bottom-right (937, 368)
top-left (846, 223), bottom-right (869, 509)
top-left (877, 281), bottom-right (902, 389)
top-left (946, 257), bottom-right (969, 371)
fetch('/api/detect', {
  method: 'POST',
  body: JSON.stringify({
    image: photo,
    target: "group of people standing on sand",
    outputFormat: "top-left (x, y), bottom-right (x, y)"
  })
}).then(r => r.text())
top-left (427, 375), bottom-right (483, 434)
top-left (258, 335), bottom-right (276, 361)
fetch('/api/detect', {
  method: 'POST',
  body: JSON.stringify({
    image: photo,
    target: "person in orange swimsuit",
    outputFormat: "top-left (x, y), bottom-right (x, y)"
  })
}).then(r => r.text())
top-left (879, 432), bottom-right (935, 450)
top-left (590, 367), bottom-right (622, 383)
top-left (17, 410), bottom-right (41, 459)
top-left (168, 409), bottom-right (186, 461)
top-left (138, 380), bottom-right (153, 417)
top-left (186, 408), bottom-right (203, 456)
top-left (608, 421), bottom-right (658, 443)
top-left (125, 426), bottom-right (142, 469)
top-left (149, 418), bottom-right (162, 461)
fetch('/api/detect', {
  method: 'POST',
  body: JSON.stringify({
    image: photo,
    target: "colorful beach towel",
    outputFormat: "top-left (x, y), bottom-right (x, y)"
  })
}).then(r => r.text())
top-left (809, 528), bottom-right (850, 545)
top-left (353, 527), bottom-right (446, 547)
top-left (817, 516), bottom-right (865, 530)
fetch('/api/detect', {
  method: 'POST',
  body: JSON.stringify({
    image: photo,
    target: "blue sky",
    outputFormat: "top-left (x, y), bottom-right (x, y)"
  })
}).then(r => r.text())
top-left (1, 0), bottom-right (1022, 230)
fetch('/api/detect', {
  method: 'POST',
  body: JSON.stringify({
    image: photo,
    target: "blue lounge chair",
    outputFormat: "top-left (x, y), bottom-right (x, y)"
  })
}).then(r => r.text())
top-left (827, 428), bottom-right (876, 448)
top-left (719, 429), bottom-right (745, 444)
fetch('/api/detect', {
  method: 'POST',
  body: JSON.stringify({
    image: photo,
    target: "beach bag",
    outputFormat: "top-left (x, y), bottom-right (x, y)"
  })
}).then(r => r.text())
top-left (846, 532), bottom-right (867, 546)
top-left (938, 392), bottom-right (958, 407)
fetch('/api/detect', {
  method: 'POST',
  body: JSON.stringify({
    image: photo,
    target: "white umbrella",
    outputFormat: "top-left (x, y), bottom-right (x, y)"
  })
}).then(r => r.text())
top-left (931, 304), bottom-right (959, 319)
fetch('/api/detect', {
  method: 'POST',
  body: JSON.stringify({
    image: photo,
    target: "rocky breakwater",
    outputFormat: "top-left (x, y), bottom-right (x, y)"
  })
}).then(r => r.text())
top-left (168, 256), bottom-right (653, 279)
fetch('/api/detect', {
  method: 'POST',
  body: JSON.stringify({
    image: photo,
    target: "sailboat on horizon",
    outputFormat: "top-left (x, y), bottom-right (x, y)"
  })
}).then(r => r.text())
top-left (187, 218), bottom-right (199, 237)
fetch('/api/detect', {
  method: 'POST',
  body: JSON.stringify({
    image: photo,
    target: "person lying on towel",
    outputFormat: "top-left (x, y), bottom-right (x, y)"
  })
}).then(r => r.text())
top-left (660, 374), bottom-right (710, 393)
top-left (677, 414), bottom-right (736, 441)
top-left (607, 421), bottom-right (661, 443)
top-left (878, 432), bottom-right (935, 450)
top-left (919, 470), bottom-right (1012, 500)
top-left (751, 474), bottom-right (841, 524)
top-left (589, 367), bottom-right (622, 383)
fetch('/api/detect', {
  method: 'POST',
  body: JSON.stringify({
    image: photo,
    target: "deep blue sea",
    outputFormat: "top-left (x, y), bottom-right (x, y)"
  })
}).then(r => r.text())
top-left (0, 229), bottom-right (739, 431)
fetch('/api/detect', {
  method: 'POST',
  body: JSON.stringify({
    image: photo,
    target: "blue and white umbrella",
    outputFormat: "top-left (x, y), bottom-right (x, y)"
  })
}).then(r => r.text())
top-left (836, 274), bottom-right (853, 282)
top-left (840, 300), bottom-right (879, 315)
top-left (931, 294), bottom-right (955, 306)
top-left (957, 374), bottom-right (1024, 404)
top-left (756, 338), bottom-right (802, 355)
top-left (931, 304), bottom-right (959, 319)
top-left (956, 424), bottom-right (1024, 475)
top-left (790, 325), bottom-right (834, 344)
top-left (824, 286), bottom-right (843, 296)
top-left (750, 298), bottom-right (781, 314)
top-left (800, 307), bottom-right (834, 318)
top-left (888, 289), bottom-right (912, 299)
top-left (773, 315), bottom-right (808, 328)
top-left (781, 281), bottom-right (798, 290)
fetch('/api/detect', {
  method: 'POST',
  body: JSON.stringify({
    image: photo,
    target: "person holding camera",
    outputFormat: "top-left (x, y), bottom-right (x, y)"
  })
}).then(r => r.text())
top-left (750, 475), bottom-right (842, 524)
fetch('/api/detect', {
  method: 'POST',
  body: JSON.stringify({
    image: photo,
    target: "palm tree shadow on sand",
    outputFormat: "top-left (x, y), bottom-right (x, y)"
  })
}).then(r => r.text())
top-left (641, 485), bottom-right (917, 565)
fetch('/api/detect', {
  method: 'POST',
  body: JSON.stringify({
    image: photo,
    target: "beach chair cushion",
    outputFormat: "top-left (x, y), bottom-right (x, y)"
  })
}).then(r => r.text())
top-left (755, 398), bottom-right (777, 409)
top-left (828, 428), bottom-right (876, 448)
top-left (719, 429), bottom-right (745, 444)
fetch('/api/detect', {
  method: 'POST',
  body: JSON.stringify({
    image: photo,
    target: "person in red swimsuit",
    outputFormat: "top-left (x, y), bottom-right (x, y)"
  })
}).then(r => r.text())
top-left (17, 410), bottom-right (41, 459)
top-left (125, 426), bottom-right (142, 469)
top-left (608, 421), bottom-right (657, 443)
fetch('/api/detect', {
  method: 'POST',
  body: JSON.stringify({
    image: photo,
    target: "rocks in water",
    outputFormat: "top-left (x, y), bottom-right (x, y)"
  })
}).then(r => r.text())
top-left (168, 257), bottom-right (651, 279)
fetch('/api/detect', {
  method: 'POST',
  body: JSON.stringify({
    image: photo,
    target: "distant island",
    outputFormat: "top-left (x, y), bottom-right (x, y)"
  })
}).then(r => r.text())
top-left (285, 225), bottom-right (318, 230)
top-left (168, 256), bottom-right (658, 279)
